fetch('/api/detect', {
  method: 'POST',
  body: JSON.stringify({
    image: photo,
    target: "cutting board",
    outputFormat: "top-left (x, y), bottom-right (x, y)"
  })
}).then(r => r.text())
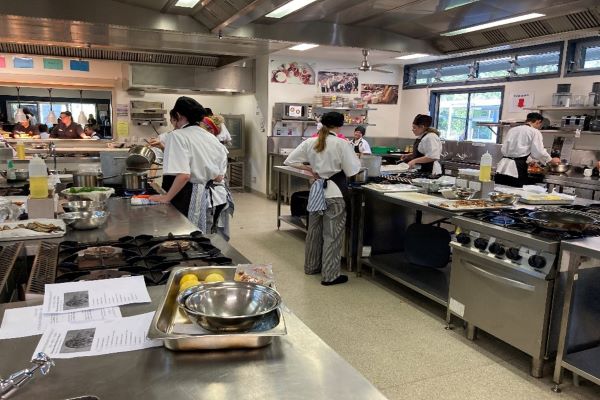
top-left (384, 192), bottom-right (440, 205)
top-left (364, 183), bottom-right (420, 193)
top-left (0, 218), bottom-right (66, 241)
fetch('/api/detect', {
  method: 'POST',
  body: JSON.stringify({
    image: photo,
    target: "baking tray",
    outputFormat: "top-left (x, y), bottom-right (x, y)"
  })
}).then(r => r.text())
top-left (148, 266), bottom-right (287, 351)
top-left (0, 219), bottom-right (66, 241)
top-left (428, 199), bottom-right (514, 212)
top-left (518, 197), bottom-right (575, 205)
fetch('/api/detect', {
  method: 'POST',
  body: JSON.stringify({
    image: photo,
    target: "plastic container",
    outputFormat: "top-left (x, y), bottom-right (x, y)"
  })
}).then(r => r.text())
top-left (479, 152), bottom-right (492, 182)
top-left (6, 160), bottom-right (16, 181)
top-left (28, 155), bottom-right (49, 199)
top-left (15, 142), bottom-right (26, 160)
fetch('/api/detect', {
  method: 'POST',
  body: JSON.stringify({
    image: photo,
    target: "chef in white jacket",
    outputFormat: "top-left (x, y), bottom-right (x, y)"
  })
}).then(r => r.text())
top-left (495, 112), bottom-right (560, 187)
top-left (284, 112), bottom-right (360, 286)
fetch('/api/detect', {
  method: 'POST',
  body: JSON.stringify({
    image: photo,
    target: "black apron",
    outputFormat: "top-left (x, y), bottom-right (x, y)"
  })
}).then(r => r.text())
top-left (322, 132), bottom-right (350, 206)
top-left (494, 155), bottom-right (529, 188)
top-left (353, 139), bottom-right (362, 154)
top-left (160, 124), bottom-right (194, 216)
top-left (412, 132), bottom-right (435, 174)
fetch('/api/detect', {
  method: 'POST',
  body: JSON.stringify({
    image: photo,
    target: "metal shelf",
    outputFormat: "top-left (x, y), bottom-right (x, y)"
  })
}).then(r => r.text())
top-left (561, 346), bottom-right (600, 386)
top-left (540, 130), bottom-right (600, 135)
top-left (525, 106), bottom-right (600, 111)
top-left (345, 123), bottom-right (376, 127)
top-left (278, 215), bottom-right (308, 232)
top-left (313, 106), bottom-right (377, 111)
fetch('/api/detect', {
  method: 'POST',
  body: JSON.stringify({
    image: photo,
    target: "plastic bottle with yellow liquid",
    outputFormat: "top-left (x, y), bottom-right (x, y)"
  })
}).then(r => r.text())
top-left (28, 155), bottom-right (49, 199)
top-left (479, 151), bottom-right (492, 182)
top-left (16, 142), bottom-right (26, 160)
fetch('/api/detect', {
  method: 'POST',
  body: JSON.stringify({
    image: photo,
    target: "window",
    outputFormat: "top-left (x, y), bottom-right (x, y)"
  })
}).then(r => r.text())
top-left (404, 43), bottom-right (562, 88)
top-left (434, 89), bottom-right (503, 142)
top-left (566, 38), bottom-right (600, 76)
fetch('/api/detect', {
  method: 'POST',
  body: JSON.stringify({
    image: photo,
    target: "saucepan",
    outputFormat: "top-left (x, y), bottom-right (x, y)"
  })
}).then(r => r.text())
top-left (0, 169), bottom-right (29, 181)
top-left (126, 145), bottom-right (157, 170)
top-left (122, 172), bottom-right (162, 192)
top-left (524, 210), bottom-right (597, 231)
top-left (349, 168), bottom-right (368, 183)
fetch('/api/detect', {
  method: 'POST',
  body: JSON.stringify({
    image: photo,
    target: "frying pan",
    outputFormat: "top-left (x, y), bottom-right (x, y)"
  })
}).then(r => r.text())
top-left (524, 210), bottom-right (597, 231)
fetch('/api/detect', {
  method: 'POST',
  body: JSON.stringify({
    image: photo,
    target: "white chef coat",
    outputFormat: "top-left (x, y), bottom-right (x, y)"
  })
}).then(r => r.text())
top-left (416, 132), bottom-right (442, 175)
top-left (284, 134), bottom-right (361, 198)
top-left (352, 138), bottom-right (372, 154)
top-left (496, 124), bottom-right (552, 178)
top-left (162, 125), bottom-right (228, 185)
top-left (217, 122), bottom-right (232, 144)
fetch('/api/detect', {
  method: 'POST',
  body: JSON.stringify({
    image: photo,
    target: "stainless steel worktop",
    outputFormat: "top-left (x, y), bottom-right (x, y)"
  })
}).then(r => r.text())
top-left (273, 165), bottom-right (315, 180)
top-left (560, 236), bottom-right (600, 259)
top-left (0, 286), bottom-right (387, 400)
top-left (544, 171), bottom-right (600, 189)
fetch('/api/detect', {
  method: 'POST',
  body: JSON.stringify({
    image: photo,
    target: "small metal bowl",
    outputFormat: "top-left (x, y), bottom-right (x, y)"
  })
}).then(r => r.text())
top-left (488, 192), bottom-right (520, 205)
top-left (453, 187), bottom-right (477, 200)
top-left (60, 210), bottom-right (110, 230)
top-left (61, 201), bottom-right (107, 213)
top-left (177, 281), bottom-right (282, 333)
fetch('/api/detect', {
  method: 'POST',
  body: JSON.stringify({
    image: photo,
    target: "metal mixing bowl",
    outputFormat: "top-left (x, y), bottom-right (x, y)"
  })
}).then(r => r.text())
top-left (60, 210), bottom-right (110, 230)
top-left (61, 201), bottom-right (107, 213)
top-left (178, 281), bottom-right (282, 332)
top-left (488, 192), bottom-right (520, 205)
top-left (453, 187), bottom-right (477, 200)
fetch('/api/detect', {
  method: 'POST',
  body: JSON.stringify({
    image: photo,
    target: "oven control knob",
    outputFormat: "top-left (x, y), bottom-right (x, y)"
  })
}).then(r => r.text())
top-left (489, 242), bottom-right (505, 256)
top-left (528, 255), bottom-right (547, 269)
top-left (506, 247), bottom-right (522, 261)
top-left (456, 233), bottom-right (471, 245)
top-left (474, 238), bottom-right (489, 251)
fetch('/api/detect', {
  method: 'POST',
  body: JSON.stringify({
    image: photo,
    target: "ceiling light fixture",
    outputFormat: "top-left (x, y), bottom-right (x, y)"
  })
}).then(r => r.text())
top-left (266, 0), bottom-right (319, 19)
top-left (441, 13), bottom-right (545, 36)
top-left (46, 88), bottom-right (57, 125)
top-left (174, 0), bottom-right (200, 8)
top-left (77, 90), bottom-right (88, 125)
top-left (395, 53), bottom-right (429, 60)
top-left (444, 0), bottom-right (479, 11)
top-left (289, 43), bottom-right (319, 51)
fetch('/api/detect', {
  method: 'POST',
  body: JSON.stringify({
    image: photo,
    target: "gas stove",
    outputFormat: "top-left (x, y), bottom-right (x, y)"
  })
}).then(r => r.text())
top-left (26, 232), bottom-right (232, 298)
top-left (375, 171), bottom-right (440, 185)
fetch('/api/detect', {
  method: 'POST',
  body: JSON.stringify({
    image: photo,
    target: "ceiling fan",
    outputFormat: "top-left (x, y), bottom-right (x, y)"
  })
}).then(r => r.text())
top-left (336, 49), bottom-right (393, 74)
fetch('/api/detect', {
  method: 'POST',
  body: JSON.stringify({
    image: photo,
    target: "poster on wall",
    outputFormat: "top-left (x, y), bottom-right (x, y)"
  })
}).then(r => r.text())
top-left (509, 91), bottom-right (535, 112)
top-left (0, 57), bottom-right (5, 68)
top-left (317, 71), bottom-right (359, 94)
top-left (70, 60), bottom-right (90, 72)
top-left (43, 58), bottom-right (64, 70)
top-left (270, 61), bottom-right (315, 85)
top-left (360, 84), bottom-right (399, 105)
top-left (13, 57), bottom-right (33, 69)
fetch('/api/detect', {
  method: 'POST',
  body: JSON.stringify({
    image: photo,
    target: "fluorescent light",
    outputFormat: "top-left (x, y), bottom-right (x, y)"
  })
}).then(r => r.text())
top-left (395, 53), bottom-right (429, 60)
top-left (289, 43), bottom-right (319, 51)
top-left (441, 13), bottom-right (545, 36)
top-left (266, 0), bottom-right (318, 18)
top-left (444, 0), bottom-right (479, 10)
top-left (174, 0), bottom-right (200, 8)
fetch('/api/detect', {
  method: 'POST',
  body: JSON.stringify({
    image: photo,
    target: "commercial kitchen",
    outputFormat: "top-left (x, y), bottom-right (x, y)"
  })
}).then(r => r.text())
top-left (1, 1), bottom-right (600, 399)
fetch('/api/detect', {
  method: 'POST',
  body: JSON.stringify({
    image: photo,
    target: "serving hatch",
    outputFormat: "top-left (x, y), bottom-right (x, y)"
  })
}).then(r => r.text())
top-left (147, 266), bottom-right (287, 351)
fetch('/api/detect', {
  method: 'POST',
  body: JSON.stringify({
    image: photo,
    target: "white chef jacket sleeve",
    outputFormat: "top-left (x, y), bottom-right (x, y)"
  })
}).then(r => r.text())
top-left (418, 134), bottom-right (442, 160)
top-left (284, 140), bottom-right (309, 165)
top-left (162, 136), bottom-right (191, 175)
top-left (360, 139), bottom-right (372, 154)
top-left (530, 130), bottom-right (552, 164)
top-left (341, 142), bottom-right (361, 176)
top-left (218, 123), bottom-right (232, 143)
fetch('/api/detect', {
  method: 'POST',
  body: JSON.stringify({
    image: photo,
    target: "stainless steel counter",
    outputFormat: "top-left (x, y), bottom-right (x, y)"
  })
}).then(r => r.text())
top-left (0, 286), bottom-right (387, 400)
top-left (560, 236), bottom-right (600, 260)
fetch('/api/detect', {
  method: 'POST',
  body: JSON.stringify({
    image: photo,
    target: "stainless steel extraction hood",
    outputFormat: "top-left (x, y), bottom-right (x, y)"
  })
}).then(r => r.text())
top-left (123, 60), bottom-right (255, 94)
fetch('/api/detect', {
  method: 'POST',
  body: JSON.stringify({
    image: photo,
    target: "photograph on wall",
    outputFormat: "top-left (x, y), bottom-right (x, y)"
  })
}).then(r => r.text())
top-left (317, 71), bottom-right (359, 94)
top-left (270, 61), bottom-right (315, 85)
top-left (360, 84), bottom-right (399, 104)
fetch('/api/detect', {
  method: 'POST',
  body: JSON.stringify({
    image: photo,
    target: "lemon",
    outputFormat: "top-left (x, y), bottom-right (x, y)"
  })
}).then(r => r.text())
top-left (179, 280), bottom-right (200, 293)
top-left (180, 274), bottom-right (199, 285)
top-left (204, 273), bottom-right (225, 283)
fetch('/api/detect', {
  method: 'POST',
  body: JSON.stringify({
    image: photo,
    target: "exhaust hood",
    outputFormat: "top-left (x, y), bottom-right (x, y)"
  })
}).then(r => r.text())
top-left (123, 61), bottom-right (255, 94)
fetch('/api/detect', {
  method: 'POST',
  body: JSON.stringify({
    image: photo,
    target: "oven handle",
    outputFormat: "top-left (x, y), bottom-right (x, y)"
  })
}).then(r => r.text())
top-left (463, 262), bottom-right (536, 292)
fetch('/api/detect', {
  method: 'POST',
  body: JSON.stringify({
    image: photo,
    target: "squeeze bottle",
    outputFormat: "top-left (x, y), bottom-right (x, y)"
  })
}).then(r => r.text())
top-left (28, 155), bottom-right (49, 198)
top-left (479, 151), bottom-right (492, 182)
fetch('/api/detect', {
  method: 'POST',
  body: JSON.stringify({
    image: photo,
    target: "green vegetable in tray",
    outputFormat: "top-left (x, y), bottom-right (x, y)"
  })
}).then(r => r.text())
top-left (68, 187), bottom-right (109, 193)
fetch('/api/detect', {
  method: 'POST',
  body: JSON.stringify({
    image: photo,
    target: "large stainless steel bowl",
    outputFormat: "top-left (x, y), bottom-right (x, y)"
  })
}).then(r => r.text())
top-left (547, 163), bottom-right (571, 173)
top-left (61, 201), bottom-right (107, 213)
top-left (178, 281), bottom-right (282, 332)
top-left (60, 210), bottom-right (110, 230)
top-left (488, 192), bottom-right (520, 205)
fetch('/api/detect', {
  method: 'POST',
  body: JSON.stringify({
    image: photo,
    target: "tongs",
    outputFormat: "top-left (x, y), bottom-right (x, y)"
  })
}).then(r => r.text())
top-left (0, 353), bottom-right (54, 399)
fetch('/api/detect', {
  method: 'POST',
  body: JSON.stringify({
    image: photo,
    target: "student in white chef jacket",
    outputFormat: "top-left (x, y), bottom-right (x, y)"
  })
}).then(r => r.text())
top-left (495, 112), bottom-right (561, 187)
top-left (284, 112), bottom-right (361, 286)
top-left (205, 108), bottom-right (232, 145)
top-left (400, 114), bottom-right (442, 175)
top-left (351, 125), bottom-right (372, 156)
top-left (149, 97), bottom-right (228, 235)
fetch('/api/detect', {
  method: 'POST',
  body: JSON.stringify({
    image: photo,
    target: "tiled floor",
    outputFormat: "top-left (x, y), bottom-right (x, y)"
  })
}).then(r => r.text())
top-left (228, 192), bottom-right (600, 400)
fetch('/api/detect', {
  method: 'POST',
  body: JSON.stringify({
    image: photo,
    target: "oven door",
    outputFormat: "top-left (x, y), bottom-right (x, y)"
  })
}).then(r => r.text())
top-left (449, 244), bottom-right (553, 358)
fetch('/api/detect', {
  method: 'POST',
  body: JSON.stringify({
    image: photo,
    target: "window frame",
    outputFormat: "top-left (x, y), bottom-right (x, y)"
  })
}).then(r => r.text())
top-left (404, 42), bottom-right (563, 89)
top-left (565, 37), bottom-right (600, 77)
top-left (430, 86), bottom-right (505, 143)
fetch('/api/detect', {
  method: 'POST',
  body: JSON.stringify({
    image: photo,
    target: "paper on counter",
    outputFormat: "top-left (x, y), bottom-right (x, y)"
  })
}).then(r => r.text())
top-left (42, 276), bottom-right (151, 314)
top-left (0, 305), bottom-right (121, 339)
top-left (32, 312), bottom-right (161, 359)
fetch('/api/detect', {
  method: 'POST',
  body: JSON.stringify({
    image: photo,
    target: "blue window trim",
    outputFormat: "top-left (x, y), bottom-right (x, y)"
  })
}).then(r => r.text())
top-left (403, 42), bottom-right (563, 89)
top-left (565, 37), bottom-right (600, 77)
top-left (429, 86), bottom-right (505, 143)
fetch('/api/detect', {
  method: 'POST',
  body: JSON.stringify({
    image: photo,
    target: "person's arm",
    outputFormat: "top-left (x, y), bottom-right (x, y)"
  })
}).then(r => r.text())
top-left (149, 173), bottom-right (190, 203)
top-left (530, 130), bottom-right (554, 164)
top-left (408, 135), bottom-right (441, 168)
top-left (341, 142), bottom-right (361, 177)
top-left (284, 141), bottom-right (319, 177)
top-left (361, 140), bottom-right (372, 155)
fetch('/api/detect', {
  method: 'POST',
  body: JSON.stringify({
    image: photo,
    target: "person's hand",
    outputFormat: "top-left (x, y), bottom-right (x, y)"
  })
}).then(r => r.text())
top-left (550, 157), bottom-right (561, 165)
top-left (148, 195), bottom-right (171, 203)
top-left (214, 175), bottom-right (224, 183)
top-left (148, 138), bottom-right (164, 150)
top-left (407, 159), bottom-right (417, 169)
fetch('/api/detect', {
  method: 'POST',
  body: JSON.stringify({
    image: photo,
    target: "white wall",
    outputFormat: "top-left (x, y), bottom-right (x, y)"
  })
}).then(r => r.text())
top-left (398, 74), bottom-right (600, 138)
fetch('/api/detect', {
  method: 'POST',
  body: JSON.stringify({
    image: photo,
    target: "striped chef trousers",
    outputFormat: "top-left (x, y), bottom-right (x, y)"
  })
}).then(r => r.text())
top-left (304, 198), bottom-right (346, 282)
